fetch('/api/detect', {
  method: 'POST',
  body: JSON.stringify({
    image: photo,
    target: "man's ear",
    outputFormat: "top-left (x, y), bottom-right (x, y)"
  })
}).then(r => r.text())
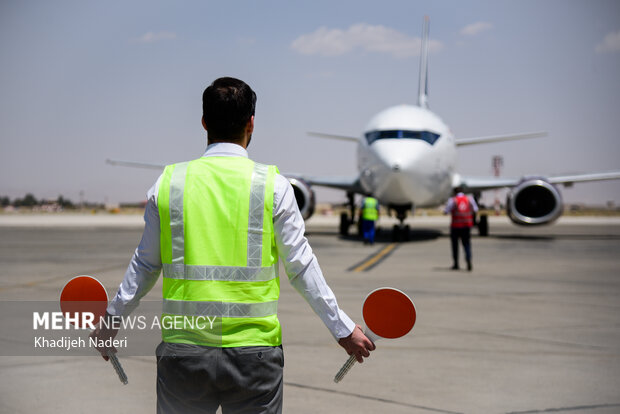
top-left (201, 117), bottom-right (207, 131)
top-left (247, 116), bottom-right (254, 134)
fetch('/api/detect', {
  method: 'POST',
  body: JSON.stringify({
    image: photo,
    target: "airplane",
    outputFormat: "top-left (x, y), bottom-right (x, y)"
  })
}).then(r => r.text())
top-left (283, 16), bottom-right (620, 240)
top-left (108, 17), bottom-right (620, 240)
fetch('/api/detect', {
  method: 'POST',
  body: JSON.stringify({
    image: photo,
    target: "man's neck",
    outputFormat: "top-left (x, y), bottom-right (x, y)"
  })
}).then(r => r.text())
top-left (208, 140), bottom-right (245, 147)
top-left (207, 134), bottom-right (249, 148)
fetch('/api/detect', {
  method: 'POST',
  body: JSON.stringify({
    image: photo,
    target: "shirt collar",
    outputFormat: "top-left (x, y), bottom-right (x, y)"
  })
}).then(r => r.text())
top-left (202, 142), bottom-right (248, 158)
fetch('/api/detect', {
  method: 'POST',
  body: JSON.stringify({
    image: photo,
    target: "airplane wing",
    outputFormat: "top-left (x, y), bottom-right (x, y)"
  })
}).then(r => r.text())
top-left (457, 176), bottom-right (521, 192)
top-left (106, 159), bottom-right (165, 170)
top-left (106, 157), bottom-right (369, 194)
top-left (295, 133), bottom-right (364, 192)
top-left (546, 171), bottom-right (620, 186)
top-left (455, 131), bottom-right (547, 146)
top-left (458, 171), bottom-right (620, 192)
top-left (308, 132), bottom-right (360, 142)
top-left (284, 174), bottom-right (366, 194)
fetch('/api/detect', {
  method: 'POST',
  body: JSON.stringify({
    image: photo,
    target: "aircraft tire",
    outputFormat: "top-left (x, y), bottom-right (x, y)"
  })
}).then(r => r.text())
top-left (392, 225), bottom-right (400, 242)
top-left (478, 214), bottom-right (489, 237)
top-left (339, 212), bottom-right (350, 236)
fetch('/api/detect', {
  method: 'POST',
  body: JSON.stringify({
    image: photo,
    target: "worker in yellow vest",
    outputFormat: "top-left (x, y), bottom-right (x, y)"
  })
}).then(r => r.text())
top-left (361, 196), bottom-right (379, 244)
top-left (90, 77), bottom-right (374, 413)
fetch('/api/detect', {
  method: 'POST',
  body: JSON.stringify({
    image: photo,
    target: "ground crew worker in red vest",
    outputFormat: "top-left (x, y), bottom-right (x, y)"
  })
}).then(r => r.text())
top-left (444, 187), bottom-right (479, 271)
top-left (90, 77), bottom-right (374, 413)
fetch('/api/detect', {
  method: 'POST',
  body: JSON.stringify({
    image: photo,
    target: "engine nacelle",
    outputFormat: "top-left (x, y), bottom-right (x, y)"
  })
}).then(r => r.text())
top-left (506, 177), bottom-right (563, 225)
top-left (287, 178), bottom-right (316, 220)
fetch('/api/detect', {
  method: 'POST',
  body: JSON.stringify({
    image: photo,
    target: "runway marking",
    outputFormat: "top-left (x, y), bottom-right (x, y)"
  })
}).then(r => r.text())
top-left (505, 402), bottom-right (620, 413)
top-left (348, 243), bottom-right (399, 272)
top-left (285, 382), bottom-right (462, 414)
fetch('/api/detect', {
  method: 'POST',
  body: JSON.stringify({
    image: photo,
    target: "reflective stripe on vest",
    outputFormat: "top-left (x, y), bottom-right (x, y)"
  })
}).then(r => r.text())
top-left (451, 195), bottom-right (474, 228)
top-left (163, 299), bottom-right (278, 318)
top-left (362, 197), bottom-right (378, 221)
top-left (158, 157), bottom-right (280, 347)
top-left (162, 263), bottom-right (277, 281)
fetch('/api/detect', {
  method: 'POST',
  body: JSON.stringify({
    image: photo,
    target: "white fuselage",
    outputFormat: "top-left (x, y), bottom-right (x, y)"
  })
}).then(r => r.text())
top-left (357, 104), bottom-right (456, 208)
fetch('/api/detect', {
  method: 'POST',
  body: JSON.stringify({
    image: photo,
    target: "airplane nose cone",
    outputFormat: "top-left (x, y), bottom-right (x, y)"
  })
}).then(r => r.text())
top-left (369, 139), bottom-right (438, 205)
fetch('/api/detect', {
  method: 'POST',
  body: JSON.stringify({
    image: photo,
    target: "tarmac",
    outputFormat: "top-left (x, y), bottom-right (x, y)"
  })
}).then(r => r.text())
top-left (1, 214), bottom-right (619, 414)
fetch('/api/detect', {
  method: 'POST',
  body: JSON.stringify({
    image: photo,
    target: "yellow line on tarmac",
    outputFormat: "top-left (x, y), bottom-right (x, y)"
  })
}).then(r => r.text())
top-left (351, 243), bottom-right (398, 272)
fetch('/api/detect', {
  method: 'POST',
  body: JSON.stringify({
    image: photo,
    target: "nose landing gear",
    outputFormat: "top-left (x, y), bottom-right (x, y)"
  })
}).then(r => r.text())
top-left (391, 204), bottom-right (412, 242)
top-left (392, 224), bottom-right (410, 242)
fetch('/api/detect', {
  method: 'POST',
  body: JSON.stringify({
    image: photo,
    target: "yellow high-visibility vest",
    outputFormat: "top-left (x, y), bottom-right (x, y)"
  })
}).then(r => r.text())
top-left (362, 197), bottom-right (378, 221)
top-left (157, 156), bottom-right (280, 347)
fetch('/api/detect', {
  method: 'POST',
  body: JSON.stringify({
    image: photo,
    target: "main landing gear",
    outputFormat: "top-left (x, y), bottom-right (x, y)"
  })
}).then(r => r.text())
top-left (391, 205), bottom-right (412, 242)
top-left (473, 192), bottom-right (489, 237)
top-left (477, 214), bottom-right (489, 237)
top-left (339, 192), bottom-right (357, 236)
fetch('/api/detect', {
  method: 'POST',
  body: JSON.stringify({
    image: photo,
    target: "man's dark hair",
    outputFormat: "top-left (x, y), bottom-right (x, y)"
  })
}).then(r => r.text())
top-left (202, 77), bottom-right (256, 141)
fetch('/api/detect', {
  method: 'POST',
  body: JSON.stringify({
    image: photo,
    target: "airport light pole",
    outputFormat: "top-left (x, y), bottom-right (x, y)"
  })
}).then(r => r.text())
top-left (493, 156), bottom-right (503, 215)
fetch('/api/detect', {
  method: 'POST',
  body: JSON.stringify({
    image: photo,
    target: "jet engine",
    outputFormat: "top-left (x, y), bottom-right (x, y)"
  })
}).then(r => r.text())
top-left (287, 178), bottom-right (316, 220)
top-left (506, 177), bottom-right (563, 225)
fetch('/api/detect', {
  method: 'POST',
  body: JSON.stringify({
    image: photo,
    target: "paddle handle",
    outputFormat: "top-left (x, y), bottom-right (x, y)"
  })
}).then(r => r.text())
top-left (333, 354), bottom-right (357, 383)
top-left (334, 328), bottom-right (380, 383)
top-left (106, 350), bottom-right (128, 385)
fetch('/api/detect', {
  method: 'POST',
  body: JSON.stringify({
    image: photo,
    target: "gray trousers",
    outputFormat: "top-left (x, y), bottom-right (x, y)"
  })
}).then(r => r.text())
top-left (156, 342), bottom-right (284, 414)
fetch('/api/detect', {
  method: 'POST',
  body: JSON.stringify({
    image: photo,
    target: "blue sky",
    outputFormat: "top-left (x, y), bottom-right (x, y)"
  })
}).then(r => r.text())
top-left (1, 0), bottom-right (619, 206)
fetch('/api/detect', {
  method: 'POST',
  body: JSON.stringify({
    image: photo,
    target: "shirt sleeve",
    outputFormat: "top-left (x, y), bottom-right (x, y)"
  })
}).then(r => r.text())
top-left (444, 197), bottom-right (455, 214)
top-left (469, 196), bottom-right (479, 213)
top-left (273, 174), bottom-right (356, 340)
top-left (107, 177), bottom-right (163, 317)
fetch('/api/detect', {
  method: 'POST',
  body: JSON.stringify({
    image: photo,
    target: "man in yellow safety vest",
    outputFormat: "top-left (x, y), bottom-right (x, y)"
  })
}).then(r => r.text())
top-left (90, 77), bottom-right (374, 413)
top-left (361, 196), bottom-right (379, 244)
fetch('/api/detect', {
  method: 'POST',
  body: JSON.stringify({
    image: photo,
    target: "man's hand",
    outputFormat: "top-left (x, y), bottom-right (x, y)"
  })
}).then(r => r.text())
top-left (338, 324), bottom-right (376, 363)
top-left (89, 313), bottom-right (119, 361)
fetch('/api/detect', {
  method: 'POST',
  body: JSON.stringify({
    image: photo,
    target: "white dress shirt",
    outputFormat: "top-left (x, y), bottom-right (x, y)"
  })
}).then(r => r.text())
top-left (107, 142), bottom-right (355, 340)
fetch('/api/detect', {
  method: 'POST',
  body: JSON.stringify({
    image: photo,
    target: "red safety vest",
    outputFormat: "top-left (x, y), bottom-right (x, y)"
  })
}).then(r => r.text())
top-left (451, 195), bottom-right (474, 228)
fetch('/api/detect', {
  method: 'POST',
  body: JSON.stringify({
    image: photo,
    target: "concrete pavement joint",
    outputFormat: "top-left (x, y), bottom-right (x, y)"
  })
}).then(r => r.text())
top-left (429, 326), bottom-right (614, 352)
top-left (285, 381), bottom-right (463, 414)
top-left (505, 402), bottom-right (620, 413)
top-left (0, 264), bottom-right (125, 292)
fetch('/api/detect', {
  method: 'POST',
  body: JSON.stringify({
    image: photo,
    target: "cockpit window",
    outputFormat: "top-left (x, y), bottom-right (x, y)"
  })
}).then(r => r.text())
top-left (365, 130), bottom-right (440, 145)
